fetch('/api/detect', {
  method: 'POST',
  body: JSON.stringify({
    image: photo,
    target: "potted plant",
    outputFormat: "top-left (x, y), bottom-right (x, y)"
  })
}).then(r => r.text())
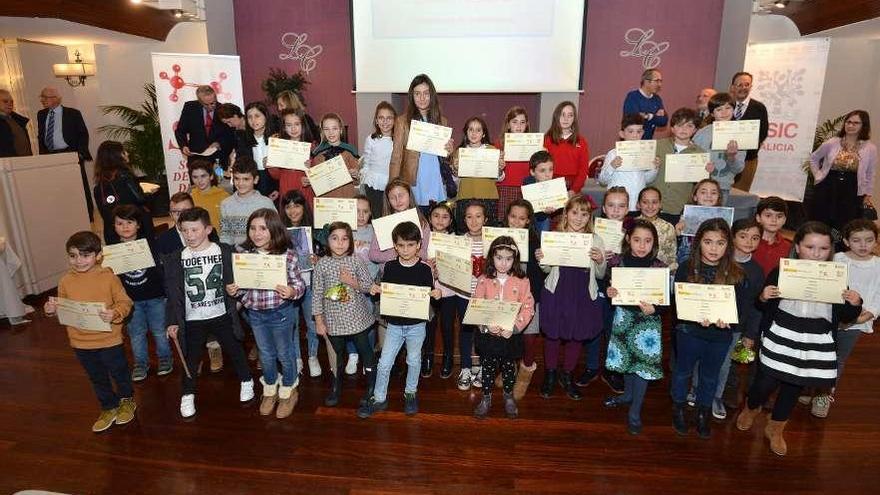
top-left (261, 67), bottom-right (309, 107)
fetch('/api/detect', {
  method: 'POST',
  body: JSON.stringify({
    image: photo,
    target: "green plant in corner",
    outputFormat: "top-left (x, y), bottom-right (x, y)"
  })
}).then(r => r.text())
top-left (802, 113), bottom-right (846, 186)
top-left (98, 83), bottom-right (164, 179)
top-left (261, 67), bottom-right (309, 107)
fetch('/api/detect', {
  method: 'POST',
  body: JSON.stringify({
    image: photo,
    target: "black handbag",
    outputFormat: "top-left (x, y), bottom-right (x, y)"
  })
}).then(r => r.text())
top-left (438, 156), bottom-right (458, 198)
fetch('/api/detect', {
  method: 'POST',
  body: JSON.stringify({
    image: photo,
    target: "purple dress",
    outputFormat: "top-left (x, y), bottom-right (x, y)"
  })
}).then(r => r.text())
top-left (540, 266), bottom-right (603, 341)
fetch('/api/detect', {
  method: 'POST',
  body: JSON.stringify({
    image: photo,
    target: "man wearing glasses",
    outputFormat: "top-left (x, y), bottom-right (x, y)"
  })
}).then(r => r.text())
top-left (729, 72), bottom-right (769, 190)
top-left (622, 69), bottom-right (668, 139)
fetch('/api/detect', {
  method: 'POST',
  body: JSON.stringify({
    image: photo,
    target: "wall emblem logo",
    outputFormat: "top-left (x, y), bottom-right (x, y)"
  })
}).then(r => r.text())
top-left (620, 28), bottom-right (669, 69)
top-left (279, 32), bottom-right (323, 74)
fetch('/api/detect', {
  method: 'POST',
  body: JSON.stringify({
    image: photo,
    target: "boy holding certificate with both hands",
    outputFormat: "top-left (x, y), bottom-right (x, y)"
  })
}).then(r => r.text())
top-left (521, 150), bottom-right (558, 233)
top-left (597, 114), bottom-right (660, 212)
top-left (654, 108), bottom-right (713, 223)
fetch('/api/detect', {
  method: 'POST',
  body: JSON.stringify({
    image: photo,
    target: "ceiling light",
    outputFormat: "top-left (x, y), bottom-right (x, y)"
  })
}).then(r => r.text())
top-left (131, 0), bottom-right (142, 4)
top-left (774, 0), bottom-right (789, 8)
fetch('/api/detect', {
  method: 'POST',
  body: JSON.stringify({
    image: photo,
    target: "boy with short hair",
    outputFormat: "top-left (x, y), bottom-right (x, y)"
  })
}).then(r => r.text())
top-left (358, 222), bottom-right (440, 418)
top-left (522, 150), bottom-right (557, 232)
top-left (219, 156), bottom-right (275, 246)
top-left (753, 196), bottom-right (791, 276)
top-left (598, 114), bottom-right (659, 211)
top-left (653, 107), bottom-right (714, 223)
top-left (164, 207), bottom-right (254, 418)
top-left (44, 231), bottom-right (135, 433)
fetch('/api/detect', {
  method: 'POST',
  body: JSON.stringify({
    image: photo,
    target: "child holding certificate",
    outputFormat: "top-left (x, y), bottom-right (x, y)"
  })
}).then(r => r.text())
top-left (236, 102), bottom-right (279, 199)
top-left (368, 179), bottom-right (431, 264)
top-left (453, 201), bottom-right (489, 391)
top-left (675, 179), bottom-right (724, 268)
top-left (426, 200), bottom-right (457, 378)
top-left (692, 93), bottom-right (746, 205)
top-left (472, 236), bottom-right (536, 419)
top-left (536, 195), bottom-right (606, 401)
top-left (604, 219), bottom-right (667, 434)
top-left (268, 109), bottom-right (316, 206)
top-left (597, 114), bottom-right (660, 211)
top-left (543, 101), bottom-right (590, 196)
top-left (219, 156), bottom-right (276, 247)
top-left (495, 106), bottom-right (531, 219)
top-left (350, 194), bottom-right (379, 374)
top-left (752, 196), bottom-right (791, 277)
top-left (521, 150), bottom-right (558, 233)
top-left (189, 159), bottom-right (230, 233)
top-left (653, 108), bottom-right (711, 222)
top-left (452, 116), bottom-right (504, 228)
top-left (227, 209), bottom-right (306, 419)
top-left (738, 222), bottom-right (862, 456)
top-left (311, 112), bottom-right (359, 198)
top-left (44, 231), bottom-right (135, 433)
top-left (360, 102), bottom-right (396, 218)
top-left (636, 187), bottom-right (678, 270)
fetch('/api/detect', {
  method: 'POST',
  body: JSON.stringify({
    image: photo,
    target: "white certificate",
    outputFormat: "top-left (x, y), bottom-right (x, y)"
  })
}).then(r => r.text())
top-left (458, 147), bottom-right (501, 178)
top-left (266, 137), bottom-right (311, 171)
top-left (372, 208), bottom-right (421, 251)
top-left (504, 133), bottom-right (545, 162)
top-left (428, 231), bottom-right (472, 259)
top-left (593, 218), bottom-right (624, 254)
top-left (380, 282), bottom-right (430, 320)
top-left (306, 155), bottom-right (353, 196)
top-left (521, 177), bottom-right (568, 212)
top-left (436, 250), bottom-right (473, 293)
top-left (681, 205), bottom-right (734, 237)
top-left (540, 231), bottom-right (593, 268)
top-left (712, 120), bottom-right (760, 150)
top-left (232, 253), bottom-right (287, 290)
top-left (56, 298), bottom-right (111, 332)
top-left (313, 197), bottom-right (358, 230)
top-left (611, 267), bottom-right (670, 305)
top-left (665, 153), bottom-right (710, 183)
top-left (482, 226), bottom-right (530, 262)
top-left (462, 298), bottom-right (523, 332)
top-left (778, 258), bottom-right (848, 304)
top-left (101, 239), bottom-right (155, 274)
top-left (674, 282), bottom-right (739, 324)
top-left (405, 120), bottom-right (453, 157)
top-left (615, 140), bottom-right (657, 170)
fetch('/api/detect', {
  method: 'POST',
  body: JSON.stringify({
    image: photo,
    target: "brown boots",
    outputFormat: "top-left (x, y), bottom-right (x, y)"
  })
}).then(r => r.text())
top-left (736, 405), bottom-right (762, 431)
top-left (259, 377), bottom-right (278, 416)
top-left (513, 363), bottom-right (537, 401)
top-left (260, 376), bottom-right (298, 419)
top-left (765, 420), bottom-right (788, 456)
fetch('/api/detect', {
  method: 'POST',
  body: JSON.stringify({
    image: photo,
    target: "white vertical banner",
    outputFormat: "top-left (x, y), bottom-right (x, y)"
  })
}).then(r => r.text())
top-left (151, 53), bottom-right (244, 193)
top-left (745, 38), bottom-right (830, 202)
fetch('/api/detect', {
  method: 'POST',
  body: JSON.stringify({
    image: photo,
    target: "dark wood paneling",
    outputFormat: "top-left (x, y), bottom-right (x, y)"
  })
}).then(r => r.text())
top-left (783, 0), bottom-right (880, 35)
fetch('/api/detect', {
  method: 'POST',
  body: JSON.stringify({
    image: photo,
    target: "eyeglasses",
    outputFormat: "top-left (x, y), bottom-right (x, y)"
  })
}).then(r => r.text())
top-left (648, 79), bottom-right (663, 83)
top-left (845, 120), bottom-right (862, 125)
top-left (170, 209), bottom-right (188, 215)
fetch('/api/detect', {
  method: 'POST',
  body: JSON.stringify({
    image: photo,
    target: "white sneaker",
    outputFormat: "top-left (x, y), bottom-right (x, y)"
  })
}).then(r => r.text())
top-left (308, 356), bottom-right (322, 377)
top-left (811, 394), bottom-right (833, 418)
top-left (471, 366), bottom-right (483, 388)
top-left (240, 379), bottom-right (255, 402)
top-left (457, 368), bottom-right (473, 391)
top-left (297, 358), bottom-right (304, 373)
top-left (180, 394), bottom-right (196, 418)
top-left (345, 353), bottom-right (359, 375)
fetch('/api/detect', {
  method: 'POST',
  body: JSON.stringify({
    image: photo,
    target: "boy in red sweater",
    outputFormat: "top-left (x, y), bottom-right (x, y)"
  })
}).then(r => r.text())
top-left (753, 196), bottom-right (792, 276)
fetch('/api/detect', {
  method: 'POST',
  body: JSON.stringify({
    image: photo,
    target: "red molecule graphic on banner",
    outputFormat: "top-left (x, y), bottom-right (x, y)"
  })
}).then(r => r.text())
top-left (158, 64), bottom-right (231, 102)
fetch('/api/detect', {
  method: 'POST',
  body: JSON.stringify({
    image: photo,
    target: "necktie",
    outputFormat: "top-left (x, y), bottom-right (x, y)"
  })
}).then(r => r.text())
top-left (204, 109), bottom-right (213, 137)
top-left (46, 110), bottom-right (55, 150)
top-left (734, 102), bottom-right (744, 120)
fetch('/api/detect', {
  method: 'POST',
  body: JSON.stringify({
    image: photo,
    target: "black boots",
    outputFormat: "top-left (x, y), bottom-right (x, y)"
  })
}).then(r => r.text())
top-left (421, 354), bottom-right (433, 378)
top-left (540, 369), bottom-right (558, 398)
top-left (672, 402), bottom-right (688, 436)
top-left (440, 353), bottom-right (454, 379)
top-left (559, 372), bottom-right (583, 401)
top-left (696, 406), bottom-right (712, 439)
top-left (325, 374), bottom-right (342, 407)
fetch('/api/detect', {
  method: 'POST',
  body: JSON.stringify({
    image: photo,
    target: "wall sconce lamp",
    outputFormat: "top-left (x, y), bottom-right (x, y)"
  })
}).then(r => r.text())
top-left (52, 50), bottom-right (96, 87)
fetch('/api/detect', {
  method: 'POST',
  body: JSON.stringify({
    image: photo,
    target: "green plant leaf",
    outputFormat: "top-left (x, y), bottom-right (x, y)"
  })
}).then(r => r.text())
top-left (98, 83), bottom-right (165, 178)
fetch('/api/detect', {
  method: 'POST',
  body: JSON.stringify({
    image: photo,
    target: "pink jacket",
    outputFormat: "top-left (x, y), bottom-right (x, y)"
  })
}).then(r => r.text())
top-left (474, 275), bottom-right (536, 333)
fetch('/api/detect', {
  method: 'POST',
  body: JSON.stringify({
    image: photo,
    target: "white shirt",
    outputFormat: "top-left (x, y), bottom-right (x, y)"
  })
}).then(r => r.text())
top-left (834, 252), bottom-right (880, 333)
top-left (360, 135), bottom-right (393, 190)
top-left (252, 135), bottom-right (268, 170)
top-left (597, 147), bottom-right (658, 211)
top-left (48, 105), bottom-right (69, 150)
top-left (180, 243), bottom-right (227, 321)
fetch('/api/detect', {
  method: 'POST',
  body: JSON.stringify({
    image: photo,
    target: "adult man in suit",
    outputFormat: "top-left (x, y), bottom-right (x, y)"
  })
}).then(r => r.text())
top-left (729, 72), bottom-right (769, 190)
top-left (0, 89), bottom-right (32, 158)
top-left (174, 85), bottom-right (234, 169)
top-left (695, 87), bottom-right (717, 124)
top-left (37, 86), bottom-right (93, 220)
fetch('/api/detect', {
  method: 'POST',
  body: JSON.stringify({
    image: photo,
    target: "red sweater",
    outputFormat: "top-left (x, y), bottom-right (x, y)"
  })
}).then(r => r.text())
top-left (753, 236), bottom-right (792, 276)
top-left (543, 134), bottom-right (590, 193)
top-left (495, 140), bottom-right (530, 186)
top-left (267, 140), bottom-right (316, 206)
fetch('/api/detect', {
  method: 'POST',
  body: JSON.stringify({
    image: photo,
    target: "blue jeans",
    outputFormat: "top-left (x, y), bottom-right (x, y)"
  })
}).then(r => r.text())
top-left (293, 285), bottom-right (319, 359)
top-left (249, 303), bottom-right (297, 386)
top-left (670, 326), bottom-right (732, 408)
top-left (455, 297), bottom-right (476, 368)
top-left (74, 344), bottom-right (133, 410)
top-left (126, 297), bottom-right (171, 368)
top-left (374, 322), bottom-right (426, 402)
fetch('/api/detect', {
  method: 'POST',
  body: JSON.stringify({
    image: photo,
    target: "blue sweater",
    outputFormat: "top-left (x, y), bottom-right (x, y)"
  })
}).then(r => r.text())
top-left (622, 89), bottom-right (667, 139)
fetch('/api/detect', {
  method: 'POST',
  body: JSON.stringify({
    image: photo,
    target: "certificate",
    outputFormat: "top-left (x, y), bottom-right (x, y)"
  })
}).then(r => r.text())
top-left (521, 177), bottom-right (568, 212)
top-left (379, 282), bottom-right (430, 320)
top-left (266, 137), bottom-right (311, 171)
top-left (56, 298), bottom-right (111, 332)
top-left (482, 226), bottom-right (530, 261)
top-left (101, 239), bottom-right (155, 274)
top-left (540, 231), bottom-right (593, 268)
top-left (615, 140), bottom-right (657, 170)
top-left (457, 147), bottom-right (501, 178)
top-left (504, 133), bottom-right (545, 162)
top-left (681, 205), bottom-right (734, 237)
top-left (594, 218), bottom-right (624, 254)
top-left (674, 283), bottom-right (739, 324)
top-left (232, 253), bottom-right (287, 290)
top-left (405, 120), bottom-right (453, 157)
top-left (286, 227), bottom-right (314, 271)
top-left (611, 267), bottom-right (670, 305)
top-left (372, 208), bottom-right (421, 251)
top-left (428, 231), bottom-right (472, 259)
top-left (462, 298), bottom-right (523, 331)
top-left (665, 153), bottom-right (710, 183)
top-left (778, 258), bottom-right (848, 304)
top-left (306, 155), bottom-right (353, 196)
top-left (313, 197), bottom-right (358, 230)
top-left (436, 250), bottom-right (473, 293)
top-left (712, 120), bottom-right (760, 150)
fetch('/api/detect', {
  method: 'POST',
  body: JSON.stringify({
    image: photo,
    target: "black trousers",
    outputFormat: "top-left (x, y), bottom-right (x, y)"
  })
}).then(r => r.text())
top-left (182, 314), bottom-right (251, 395)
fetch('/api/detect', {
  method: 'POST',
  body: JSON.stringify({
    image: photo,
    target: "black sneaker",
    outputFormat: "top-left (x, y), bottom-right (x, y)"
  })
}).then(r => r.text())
top-left (404, 392), bottom-right (418, 416)
top-left (356, 397), bottom-right (388, 419)
top-left (602, 370), bottom-right (625, 394)
top-left (575, 368), bottom-right (599, 387)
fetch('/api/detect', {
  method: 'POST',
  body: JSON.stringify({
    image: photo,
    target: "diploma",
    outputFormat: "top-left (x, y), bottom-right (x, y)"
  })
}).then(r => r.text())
top-left (503, 133), bottom-right (545, 162)
top-left (457, 147), bottom-right (501, 178)
top-left (462, 298), bottom-right (523, 332)
top-left (428, 231), bottom-right (472, 259)
top-left (266, 137), bottom-right (311, 171)
top-left (615, 140), bottom-right (657, 170)
top-left (313, 197), bottom-right (358, 230)
top-left (593, 218), bottom-right (624, 254)
top-left (521, 177), bottom-right (568, 212)
top-left (712, 120), bottom-right (760, 150)
top-left (681, 205), bottom-right (734, 237)
top-left (778, 258), bottom-right (848, 304)
top-left (286, 227), bottom-right (314, 271)
top-left (611, 267), bottom-right (670, 305)
top-left (232, 253), bottom-right (287, 290)
top-left (482, 226), bottom-right (530, 261)
top-left (56, 298), bottom-right (111, 332)
top-left (405, 119), bottom-right (453, 157)
top-left (379, 282), bottom-right (431, 320)
top-left (436, 250), bottom-right (473, 293)
top-left (101, 239), bottom-right (155, 274)
top-left (306, 155), bottom-right (353, 196)
top-left (540, 231), bottom-right (593, 268)
top-left (664, 153), bottom-right (710, 183)
top-left (674, 282), bottom-right (739, 324)
top-left (372, 208), bottom-right (421, 251)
